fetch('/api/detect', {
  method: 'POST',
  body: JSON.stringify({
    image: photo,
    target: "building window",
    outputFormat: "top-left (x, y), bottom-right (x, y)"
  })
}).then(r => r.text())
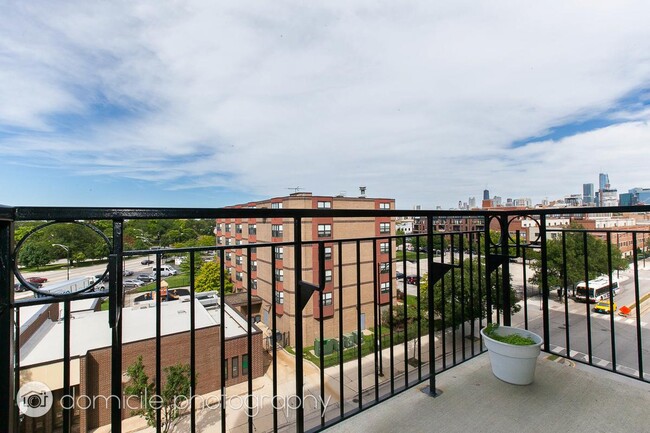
top-left (248, 224), bottom-right (257, 235)
top-left (252, 279), bottom-right (257, 290)
top-left (224, 359), bottom-right (228, 380)
top-left (217, 236), bottom-right (223, 245)
top-left (380, 282), bottom-right (390, 293)
top-left (274, 247), bottom-right (283, 260)
top-left (272, 202), bottom-right (283, 209)
top-left (242, 354), bottom-right (249, 376)
top-left (236, 256), bottom-right (243, 266)
top-left (324, 246), bottom-right (332, 260)
top-left (250, 246), bottom-right (257, 254)
top-left (225, 238), bottom-right (232, 246)
top-left (379, 222), bottom-right (390, 233)
top-left (379, 202), bottom-right (391, 209)
top-left (380, 242), bottom-right (390, 253)
top-left (232, 356), bottom-right (239, 378)
top-left (318, 224), bottom-right (332, 237)
top-left (216, 223), bottom-right (222, 233)
top-left (323, 292), bottom-right (333, 306)
top-left (325, 269), bottom-right (332, 282)
top-left (275, 290), bottom-right (284, 304)
top-left (380, 262), bottom-right (390, 273)
top-left (317, 201), bottom-right (332, 209)
top-left (236, 224), bottom-right (243, 234)
top-left (272, 224), bottom-right (283, 237)
top-left (275, 269), bottom-right (284, 282)
top-left (225, 224), bottom-right (231, 232)
top-left (252, 260), bottom-right (257, 271)
top-left (225, 252), bottom-right (232, 261)
top-left (236, 239), bottom-right (242, 246)
top-left (236, 271), bottom-right (243, 282)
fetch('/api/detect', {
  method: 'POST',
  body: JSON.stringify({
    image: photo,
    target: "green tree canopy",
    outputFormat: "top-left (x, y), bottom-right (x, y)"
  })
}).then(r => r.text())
top-left (419, 258), bottom-right (520, 328)
top-left (529, 229), bottom-right (628, 291)
top-left (195, 260), bottom-right (234, 293)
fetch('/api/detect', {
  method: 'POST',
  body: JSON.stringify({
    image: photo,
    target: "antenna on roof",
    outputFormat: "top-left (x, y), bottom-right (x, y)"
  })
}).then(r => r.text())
top-left (287, 187), bottom-right (302, 193)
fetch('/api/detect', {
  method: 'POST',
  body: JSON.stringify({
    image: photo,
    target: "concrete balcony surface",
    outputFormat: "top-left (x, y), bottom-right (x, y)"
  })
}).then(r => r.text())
top-left (325, 353), bottom-right (650, 433)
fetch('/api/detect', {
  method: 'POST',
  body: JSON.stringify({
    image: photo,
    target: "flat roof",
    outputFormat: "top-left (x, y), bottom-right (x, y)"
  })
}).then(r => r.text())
top-left (20, 296), bottom-right (249, 367)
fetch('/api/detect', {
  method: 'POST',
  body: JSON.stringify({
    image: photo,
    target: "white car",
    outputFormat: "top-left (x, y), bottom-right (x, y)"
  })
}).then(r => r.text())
top-left (124, 279), bottom-right (145, 289)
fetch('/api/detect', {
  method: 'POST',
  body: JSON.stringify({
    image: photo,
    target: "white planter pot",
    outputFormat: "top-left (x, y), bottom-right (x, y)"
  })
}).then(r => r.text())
top-left (480, 325), bottom-right (543, 385)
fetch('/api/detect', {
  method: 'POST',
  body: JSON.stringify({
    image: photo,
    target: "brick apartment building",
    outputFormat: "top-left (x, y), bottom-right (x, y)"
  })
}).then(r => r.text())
top-left (215, 192), bottom-right (396, 347)
top-left (18, 295), bottom-right (262, 433)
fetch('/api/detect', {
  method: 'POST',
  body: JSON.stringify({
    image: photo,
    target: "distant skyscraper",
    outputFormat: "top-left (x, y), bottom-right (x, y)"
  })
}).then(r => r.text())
top-left (483, 189), bottom-right (490, 200)
top-left (468, 197), bottom-right (476, 208)
top-left (583, 183), bottom-right (595, 205)
top-left (599, 173), bottom-right (610, 190)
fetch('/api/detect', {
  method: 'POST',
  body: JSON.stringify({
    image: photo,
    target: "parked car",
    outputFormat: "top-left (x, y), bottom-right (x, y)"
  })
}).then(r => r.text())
top-left (152, 265), bottom-right (178, 277)
top-left (396, 271), bottom-right (404, 280)
top-left (15, 282), bottom-right (41, 292)
top-left (136, 274), bottom-right (155, 283)
top-left (123, 279), bottom-right (145, 289)
top-left (95, 274), bottom-right (109, 283)
top-left (594, 301), bottom-right (617, 314)
top-left (406, 275), bottom-right (420, 285)
top-left (141, 259), bottom-right (154, 265)
top-left (27, 276), bottom-right (48, 284)
top-left (123, 269), bottom-right (134, 276)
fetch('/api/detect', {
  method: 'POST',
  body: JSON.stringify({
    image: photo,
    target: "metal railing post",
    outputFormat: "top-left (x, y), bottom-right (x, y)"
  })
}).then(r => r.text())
top-left (540, 214), bottom-right (550, 352)
top-left (500, 214), bottom-right (512, 325)
top-left (294, 218), bottom-right (304, 433)
top-left (109, 220), bottom-right (124, 433)
top-left (0, 220), bottom-right (15, 432)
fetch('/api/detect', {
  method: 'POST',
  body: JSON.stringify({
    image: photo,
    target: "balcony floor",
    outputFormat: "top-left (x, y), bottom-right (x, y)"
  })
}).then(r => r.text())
top-left (325, 353), bottom-right (650, 433)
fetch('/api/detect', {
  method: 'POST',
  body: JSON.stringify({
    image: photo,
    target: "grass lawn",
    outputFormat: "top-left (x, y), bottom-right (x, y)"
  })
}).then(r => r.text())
top-left (136, 274), bottom-right (190, 292)
top-left (395, 251), bottom-right (428, 261)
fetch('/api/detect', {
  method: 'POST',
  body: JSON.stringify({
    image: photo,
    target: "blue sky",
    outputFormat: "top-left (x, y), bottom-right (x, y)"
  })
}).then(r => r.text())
top-left (1, 1), bottom-right (650, 209)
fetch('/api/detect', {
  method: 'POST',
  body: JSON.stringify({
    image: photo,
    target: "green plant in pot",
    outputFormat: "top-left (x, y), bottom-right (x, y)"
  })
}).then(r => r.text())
top-left (480, 323), bottom-right (543, 385)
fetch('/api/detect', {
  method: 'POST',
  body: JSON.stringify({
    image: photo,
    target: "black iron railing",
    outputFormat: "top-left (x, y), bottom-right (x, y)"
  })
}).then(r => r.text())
top-left (1, 205), bottom-right (650, 433)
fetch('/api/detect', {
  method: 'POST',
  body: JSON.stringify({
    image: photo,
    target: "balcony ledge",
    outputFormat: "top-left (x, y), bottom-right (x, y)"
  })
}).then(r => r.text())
top-left (325, 353), bottom-right (650, 433)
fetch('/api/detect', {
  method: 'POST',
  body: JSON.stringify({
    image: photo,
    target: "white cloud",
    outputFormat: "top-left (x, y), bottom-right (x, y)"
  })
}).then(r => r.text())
top-left (1, 0), bottom-right (650, 207)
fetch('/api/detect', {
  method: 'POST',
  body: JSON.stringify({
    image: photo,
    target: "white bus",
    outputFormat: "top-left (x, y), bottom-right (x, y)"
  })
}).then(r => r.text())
top-left (34, 276), bottom-right (103, 298)
top-left (575, 275), bottom-right (620, 303)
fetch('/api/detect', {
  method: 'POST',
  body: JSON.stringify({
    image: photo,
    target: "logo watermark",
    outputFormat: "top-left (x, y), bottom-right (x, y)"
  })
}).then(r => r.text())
top-left (17, 381), bottom-right (53, 418)
top-left (17, 381), bottom-right (331, 419)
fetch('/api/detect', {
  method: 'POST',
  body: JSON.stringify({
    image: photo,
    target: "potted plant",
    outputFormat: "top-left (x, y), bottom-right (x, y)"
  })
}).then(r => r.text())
top-left (480, 323), bottom-right (543, 385)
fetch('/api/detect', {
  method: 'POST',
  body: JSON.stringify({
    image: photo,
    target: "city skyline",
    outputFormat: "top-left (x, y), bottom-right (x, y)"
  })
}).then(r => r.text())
top-left (1, 2), bottom-right (650, 209)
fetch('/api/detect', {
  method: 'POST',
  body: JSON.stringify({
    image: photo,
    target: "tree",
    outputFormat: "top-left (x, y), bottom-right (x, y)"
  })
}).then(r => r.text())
top-left (124, 356), bottom-right (192, 433)
top-left (528, 230), bottom-right (627, 293)
top-left (18, 243), bottom-right (53, 269)
top-left (195, 260), bottom-right (234, 293)
top-left (419, 258), bottom-right (521, 328)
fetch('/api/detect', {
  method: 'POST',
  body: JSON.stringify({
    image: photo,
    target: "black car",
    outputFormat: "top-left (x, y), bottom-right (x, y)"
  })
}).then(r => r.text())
top-left (141, 259), bottom-right (154, 265)
top-left (396, 271), bottom-right (405, 279)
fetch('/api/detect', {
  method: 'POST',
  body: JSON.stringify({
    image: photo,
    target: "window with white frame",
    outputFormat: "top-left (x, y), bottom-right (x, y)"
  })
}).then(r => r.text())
top-left (275, 268), bottom-right (284, 282)
top-left (236, 271), bottom-right (243, 281)
top-left (275, 290), bottom-right (284, 304)
top-left (324, 246), bottom-right (332, 260)
top-left (379, 222), bottom-right (390, 233)
top-left (325, 269), bottom-right (332, 282)
top-left (225, 223), bottom-right (231, 232)
top-left (217, 236), bottom-right (223, 245)
top-left (236, 256), bottom-right (242, 266)
top-left (225, 238), bottom-right (232, 246)
top-left (380, 242), bottom-right (390, 253)
top-left (251, 260), bottom-right (257, 271)
top-left (318, 224), bottom-right (332, 237)
top-left (252, 279), bottom-right (257, 290)
top-left (323, 292), bottom-right (333, 306)
top-left (225, 252), bottom-right (231, 261)
top-left (274, 247), bottom-right (283, 260)
top-left (236, 239), bottom-right (242, 246)
top-left (317, 201), bottom-right (332, 209)
top-left (379, 262), bottom-right (390, 273)
top-left (379, 202), bottom-right (390, 209)
top-left (271, 202), bottom-right (283, 209)
top-left (235, 224), bottom-right (243, 234)
top-left (380, 282), bottom-right (390, 293)
top-left (248, 224), bottom-right (257, 235)
top-left (272, 224), bottom-right (283, 237)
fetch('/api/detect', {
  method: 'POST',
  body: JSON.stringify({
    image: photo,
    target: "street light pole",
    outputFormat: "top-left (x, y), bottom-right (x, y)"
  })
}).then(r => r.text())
top-left (52, 244), bottom-right (70, 280)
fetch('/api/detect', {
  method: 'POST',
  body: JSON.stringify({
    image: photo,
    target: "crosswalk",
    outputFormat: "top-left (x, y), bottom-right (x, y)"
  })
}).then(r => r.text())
top-left (549, 343), bottom-right (650, 381)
